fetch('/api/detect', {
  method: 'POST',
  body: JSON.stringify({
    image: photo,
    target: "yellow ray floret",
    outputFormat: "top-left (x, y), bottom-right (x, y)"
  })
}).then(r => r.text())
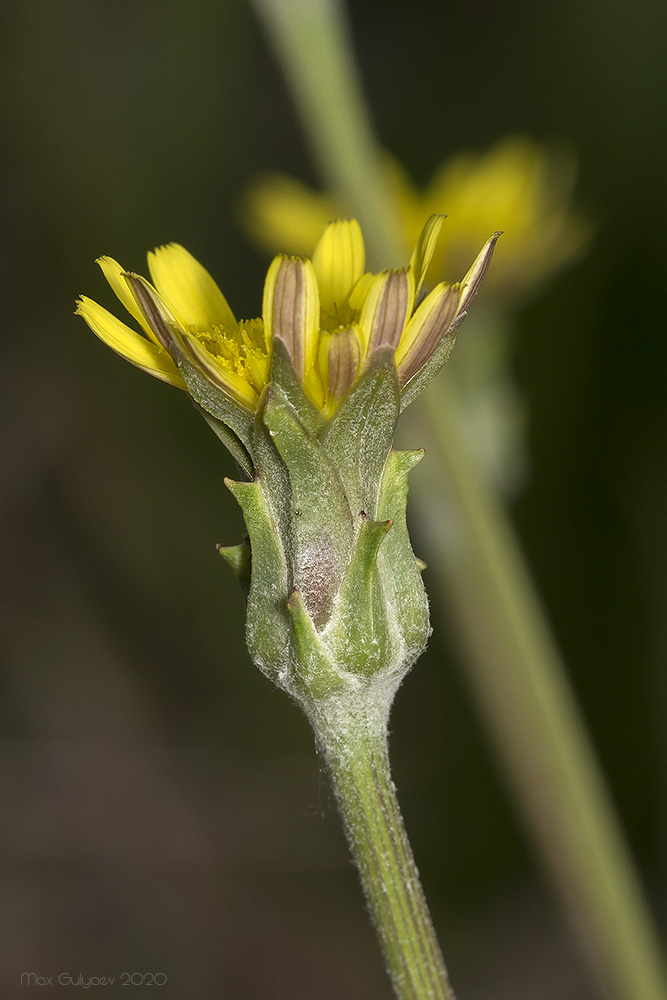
top-left (312, 218), bottom-right (365, 317)
top-left (396, 283), bottom-right (461, 384)
top-left (147, 243), bottom-right (237, 332)
top-left (263, 254), bottom-right (320, 380)
top-left (77, 220), bottom-right (497, 421)
top-left (77, 245), bottom-right (269, 409)
top-left (318, 324), bottom-right (364, 418)
top-left (244, 137), bottom-right (590, 298)
top-left (360, 268), bottom-right (415, 353)
top-left (75, 295), bottom-right (185, 387)
top-left (409, 214), bottom-right (445, 299)
top-left (243, 173), bottom-right (337, 257)
top-left (97, 257), bottom-right (158, 342)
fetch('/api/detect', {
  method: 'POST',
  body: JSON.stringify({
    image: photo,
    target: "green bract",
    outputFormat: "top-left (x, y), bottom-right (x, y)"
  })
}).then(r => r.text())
top-left (222, 344), bottom-right (430, 712)
top-left (77, 218), bottom-right (497, 716)
top-left (75, 216), bottom-right (498, 1000)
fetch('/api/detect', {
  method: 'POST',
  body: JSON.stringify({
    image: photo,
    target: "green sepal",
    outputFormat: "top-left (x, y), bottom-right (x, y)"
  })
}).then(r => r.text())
top-left (399, 317), bottom-right (463, 411)
top-left (321, 346), bottom-right (399, 518)
top-left (324, 514), bottom-right (393, 677)
top-left (196, 404), bottom-right (253, 480)
top-left (224, 477), bottom-right (291, 684)
top-left (376, 450), bottom-right (430, 664)
top-left (262, 386), bottom-right (353, 627)
top-left (269, 338), bottom-right (326, 438)
top-left (217, 539), bottom-right (251, 594)
top-left (252, 388), bottom-right (293, 551)
top-left (125, 272), bottom-right (255, 456)
top-left (286, 588), bottom-right (347, 699)
top-left (175, 351), bottom-right (255, 457)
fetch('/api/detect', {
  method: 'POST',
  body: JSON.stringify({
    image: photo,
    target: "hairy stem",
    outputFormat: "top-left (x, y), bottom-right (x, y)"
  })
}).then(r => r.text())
top-left (250, 0), bottom-right (667, 997)
top-left (309, 695), bottom-right (455, 1000)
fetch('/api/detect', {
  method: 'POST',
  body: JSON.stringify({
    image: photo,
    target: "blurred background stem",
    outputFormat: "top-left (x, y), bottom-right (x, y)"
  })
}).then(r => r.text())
top-left (250, 0), bottom-right (403, 267)
top-left (251, 0), bottom-right (667, 998)
top-left (411, 383), bottom-right (666, 1000)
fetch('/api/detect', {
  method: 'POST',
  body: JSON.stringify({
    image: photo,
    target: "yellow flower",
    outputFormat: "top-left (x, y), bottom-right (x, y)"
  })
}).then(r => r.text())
top-left (76, 218), bottom-right (497, 420)
top-left (76, 246), bottom-right (268, 410)
top-left (244, 136), bottom-right (589, 299)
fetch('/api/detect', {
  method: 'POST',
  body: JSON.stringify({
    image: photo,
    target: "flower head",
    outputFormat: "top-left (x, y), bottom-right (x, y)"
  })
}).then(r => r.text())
top-left (76, 245), bottom-right (269, 410)
top-left (76, 221), bottom-right (496, 707)
top-left (76, 218), bottom-right (497, 431)
top-left (244, 136), bottom-right (589, 300)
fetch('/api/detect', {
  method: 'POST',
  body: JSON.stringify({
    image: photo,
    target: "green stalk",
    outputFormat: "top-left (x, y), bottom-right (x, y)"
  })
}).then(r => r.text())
top-left (250, 0), bottom-right (667, 998)
top-left (409, 381), bottom-right (667, 1000)
top-left (250, 0), bottom-right (404, 267)
top-left (309, 693), bottom-right (454, 1000)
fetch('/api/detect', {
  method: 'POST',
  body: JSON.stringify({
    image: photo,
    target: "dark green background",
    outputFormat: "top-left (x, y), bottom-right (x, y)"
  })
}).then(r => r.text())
top-left (1, 1), bottom-right (665, 996)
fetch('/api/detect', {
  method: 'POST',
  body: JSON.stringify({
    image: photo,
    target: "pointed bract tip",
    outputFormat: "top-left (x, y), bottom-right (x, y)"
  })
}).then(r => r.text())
top-left (458, 232), bottom-right (502, 314)
top-left (122, 272), bottom-right (175, 352)
top-left (286, 587), bottom-right (302, 611)
top-left (217, 540), bottom-right (252, 590)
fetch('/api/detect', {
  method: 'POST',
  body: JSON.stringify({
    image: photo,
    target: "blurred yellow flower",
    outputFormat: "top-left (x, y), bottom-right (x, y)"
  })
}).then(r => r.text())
top-left (244, 136), bottom-right (589, 299)
top-left (76, 219), bottom-right (497, 418)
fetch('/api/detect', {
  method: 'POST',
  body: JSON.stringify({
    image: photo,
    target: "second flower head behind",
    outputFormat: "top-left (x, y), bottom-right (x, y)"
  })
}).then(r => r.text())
top-left (76, 216), bottom-right (498, 431)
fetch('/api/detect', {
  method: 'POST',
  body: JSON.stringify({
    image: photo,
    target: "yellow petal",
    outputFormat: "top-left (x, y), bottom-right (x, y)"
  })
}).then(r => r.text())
top-left (75, 296), bottom-right (185, 387)
top-left (243, 172), bottom-right (337, 256)
top-left (96, 257), bottom-right (157, 343)
top-left (409, 214), bottom-right (445, 299)
top-left (181, 332), bottom-right (259, 411)
top-left (318, 324), bottom-right (364, 414)
top-left (348, 271), bottom-right (375, 312)
top-left (263, 255), bottom-right (319, 379)
top-left (312, 219), bottom-right (365, 314)
top-left (396, 283), bottom-right (461, 385)
top-left (423, 139), bottom-right (588, 293)
top-left (359, 268), bottom-right (415, 352)
top-left (124, 272), bottom-right (187, 356)
top-left (147, 243), bottom-right (236, 333)
top-left (458, 232), bottom-right (501, 313)
top-left (301, 365), bottom-right (326, 412)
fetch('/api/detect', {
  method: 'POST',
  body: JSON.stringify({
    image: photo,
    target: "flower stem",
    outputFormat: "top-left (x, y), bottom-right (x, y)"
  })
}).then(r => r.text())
top-left (249, 1), bottom-right (667, 997)
top-left (309, 694), bottom-right (455, 1000)
top-left (407, 380), bottom-right (667, 1000)
top-left (250, 0), bottom-right (405, 267)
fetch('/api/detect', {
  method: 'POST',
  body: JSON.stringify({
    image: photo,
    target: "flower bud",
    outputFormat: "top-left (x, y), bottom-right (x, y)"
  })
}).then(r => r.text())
top-left (225, 348), bottom-right (429, 707)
